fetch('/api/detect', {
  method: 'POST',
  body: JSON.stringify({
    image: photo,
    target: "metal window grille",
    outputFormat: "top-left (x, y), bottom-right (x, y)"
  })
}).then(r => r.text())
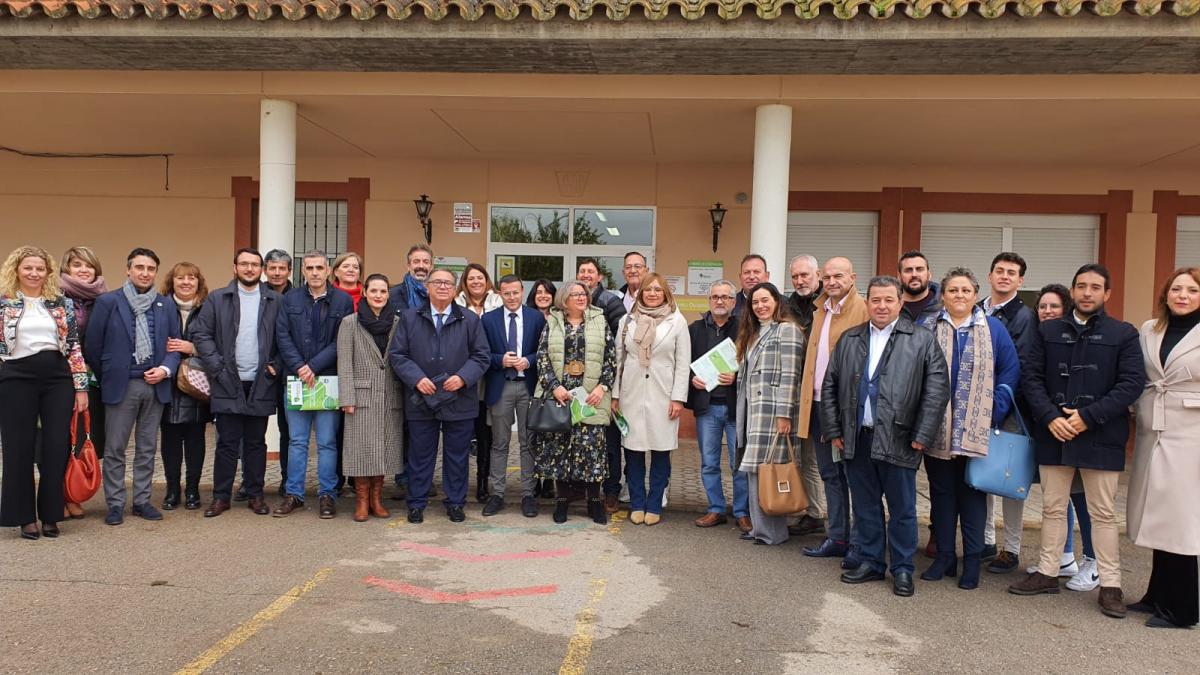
top-left (293, 200), bottom-right (348, 285)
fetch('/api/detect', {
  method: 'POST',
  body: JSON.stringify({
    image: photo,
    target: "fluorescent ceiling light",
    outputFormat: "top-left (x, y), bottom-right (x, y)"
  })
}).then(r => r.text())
top-left (606, 227), bottom-right (621, 237)
top-left (595, 211), bottom-right (608, 222)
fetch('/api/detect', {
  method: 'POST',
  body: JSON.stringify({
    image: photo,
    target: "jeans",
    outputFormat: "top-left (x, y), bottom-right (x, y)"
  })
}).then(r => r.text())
top-left (603, 423), bottom-right (623, 496)
top-left (695, 403), bottom-right (748, 518)
top-left (284, 408), bottom-right (341, 500)
top-left (1070, 492), bottom-right (1095, 559)
top-left (624, 449), bottom-right (671, 515)
top-left (811, 402), bottom-right (852, 543)
top-left (845, 428), bottom-right (918, 575)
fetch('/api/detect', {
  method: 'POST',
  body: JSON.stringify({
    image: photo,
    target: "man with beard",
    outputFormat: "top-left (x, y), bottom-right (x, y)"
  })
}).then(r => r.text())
top-left (898, 251), bottom-right (942, 330)
top-left (389, 244), bottom-right (434, 312)
top-left (785, 254), bottom-right (827, 538)
top-left (786, 254), bottom-right (823, 334)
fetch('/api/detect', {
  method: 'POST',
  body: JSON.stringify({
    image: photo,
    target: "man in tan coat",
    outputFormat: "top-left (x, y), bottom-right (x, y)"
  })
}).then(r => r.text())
top-left (798, 257), bottom-right (868, 566)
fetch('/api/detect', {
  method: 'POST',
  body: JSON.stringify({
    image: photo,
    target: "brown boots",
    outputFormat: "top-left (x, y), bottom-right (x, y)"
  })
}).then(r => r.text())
top-left (354, 476), bottom-right (391, 522)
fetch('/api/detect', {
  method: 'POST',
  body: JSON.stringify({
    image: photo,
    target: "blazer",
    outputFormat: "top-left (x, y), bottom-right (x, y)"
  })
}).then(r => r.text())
top-left (189, 281), bottom-right (283, 417)
top-left (798, 291), bottom-right (869, 438)
top-left (481, 305), bottom-right (545, 406)
top-left (85, 288), bottom-right (181, 405)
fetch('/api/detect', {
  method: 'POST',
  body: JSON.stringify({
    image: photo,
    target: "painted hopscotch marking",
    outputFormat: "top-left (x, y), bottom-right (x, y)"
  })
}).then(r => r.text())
top-left (399, 541), bottom-right (572, 562)
top-left (364, 576), bottom-right (559, 603)
top-left (174, 567), bottom-right (334, 675)
top-left (560, 510), bottom-right (627, 674)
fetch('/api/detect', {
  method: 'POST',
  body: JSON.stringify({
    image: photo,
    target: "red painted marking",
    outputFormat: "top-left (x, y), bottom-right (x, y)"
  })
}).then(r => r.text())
top-left (363, 576), bottom-right (558, 603)
top-left (398, 541), bottom-right (571, 562)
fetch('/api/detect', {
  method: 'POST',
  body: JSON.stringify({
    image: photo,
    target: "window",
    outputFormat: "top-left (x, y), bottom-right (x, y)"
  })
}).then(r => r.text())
top-left (250, 198), bottom-right (350, 286)
top-left (1176, 216), bottom-right (1200, 269)
top-left (785, 211), bottom-right (878, 293)
top-left (488, 204), bottom-right (655, 289)
top-left (921, 213), bottom-right (1098, 297)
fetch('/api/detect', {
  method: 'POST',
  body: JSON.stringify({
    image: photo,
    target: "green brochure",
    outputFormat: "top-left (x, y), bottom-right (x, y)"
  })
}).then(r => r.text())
top-left (285, 376), bottom-right (340, 411)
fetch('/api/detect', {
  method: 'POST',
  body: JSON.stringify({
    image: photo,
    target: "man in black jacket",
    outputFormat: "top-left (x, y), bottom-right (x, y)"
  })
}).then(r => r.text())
top-left (1008, 264), bottom-right (1144, 620)
top-left (684, 280), bottom-right (749, 533)
top-left (577, 257), bottom-right (627, 509)
top-left (979, 252), bottom-right (1040, 573)
top-left (190, 248), bottom-right (282, 517)
top-left (786, 253), bottom-right (823, 334)
top-left (263, 248), bottom-right (293, 497)
top-left (821, 276), bottom-right (950, 598)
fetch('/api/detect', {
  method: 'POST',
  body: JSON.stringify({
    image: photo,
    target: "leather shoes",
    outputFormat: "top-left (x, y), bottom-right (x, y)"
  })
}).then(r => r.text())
top-left (521, 496), bottom-right (538, 518)
top-left (604, 494), bottom-right (619, 514)
top-left (233, 485), bottom-right (249, 502)
top-left (204, 499), bottom-right (231, 518)
top-left (407, 508), bottom-right (424, 524)
top-left (788, 515), bottom-right (826, 537)
top-left (803, 538), bottom-right (849, 558)
top-left (841, 546), bottom-right (862, 570)
top-left (273, 496), bottom-right (304, 517)
top-left (40, 523), bottom-right (59, 538)
top-left (893, 571), bottom-right (915, 597)
top-left (841, 563), bottom-right (886, 584)
top-left (248, 496), bottom-right (270, 515)
top-left (447, 506), bottom-right (466, 523)
top-left (736, 516), bottom-right (752, 534)
top-left (694, 512), bottom-right (727, 528)
top-left (318, 495), bottom-right (336, 519)
top-left (739, 531), bottom-right (756, 541)
top-left (482, 495), bottom-right (504, 517)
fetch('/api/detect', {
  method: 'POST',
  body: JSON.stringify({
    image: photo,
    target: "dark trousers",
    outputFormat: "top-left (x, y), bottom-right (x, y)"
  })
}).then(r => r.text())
top-left (1142, 549), bottom-right (1199, 627)
top-left (924, 454), bottom-right (986, 559)
top-left (161, 421), bottom-right (207, 491)
top-left (845, 427), bottom-right (918, 575)
top-left (213, 383), bottom-right (269, 501)
top-left (407, 418), bottom-right (473, 510)
top-left (603, 422), bottom-right (623, 496)
top-left (277, 386), bottom-right (289, 479)
top-left (812, 402), bottom-right (853, 543)
top-left (473, 401), bottom-right (490, 492)
top-left (86, 387), bottom-right (106, 458)
top-left (0, 351), bottom-right (73, 527)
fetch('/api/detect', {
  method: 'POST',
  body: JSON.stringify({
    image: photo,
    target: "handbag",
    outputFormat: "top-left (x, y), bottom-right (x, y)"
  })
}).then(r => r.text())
top-left (527, 398), bottom-right (571, 434)
top-left (64, 410), bottom-right (102, 504)
top-left (757, 433), bottom-right (809, 516)
top-left (177, 358), bottom-right (211, 402)
top-left (966, 384), bottom-right (1036, 500)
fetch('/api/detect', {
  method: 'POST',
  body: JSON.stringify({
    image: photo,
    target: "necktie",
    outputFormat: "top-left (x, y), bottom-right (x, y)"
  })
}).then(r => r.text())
top-left (507, 312), bottom-right (519, 378)
top-left (435, 312), bottom-right (445, 334)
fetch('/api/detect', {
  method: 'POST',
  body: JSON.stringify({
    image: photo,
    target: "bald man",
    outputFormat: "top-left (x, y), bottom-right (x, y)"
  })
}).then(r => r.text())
top-left (797, 257), bottom-right (869, 565)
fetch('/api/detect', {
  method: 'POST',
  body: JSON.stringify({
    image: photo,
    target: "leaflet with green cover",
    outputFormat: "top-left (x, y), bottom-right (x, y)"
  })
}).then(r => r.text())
top-left (285, 376), bottom-right (340, 411)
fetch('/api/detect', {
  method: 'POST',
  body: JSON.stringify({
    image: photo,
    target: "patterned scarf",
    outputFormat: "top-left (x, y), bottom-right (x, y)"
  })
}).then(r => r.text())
top-left (122, 279), bottom-right (155, 364)
top-left (403, 273), bottom-right (429, 309)
top-left (931, 307), bottom-right (994, 459)
top-left (630, 300), bottom-right (674, 367)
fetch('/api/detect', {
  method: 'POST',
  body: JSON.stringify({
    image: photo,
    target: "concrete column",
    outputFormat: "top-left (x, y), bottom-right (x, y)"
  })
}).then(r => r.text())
top-left (258, 99), bottom-right (296, 257)
top-left (259, 99), bottom-right (296, 458)
top-left (749, 104), bottom-right (792, 285)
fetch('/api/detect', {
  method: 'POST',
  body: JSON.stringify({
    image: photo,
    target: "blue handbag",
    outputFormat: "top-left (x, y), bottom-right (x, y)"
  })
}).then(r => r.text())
top-left (965, 384), bottom-right (1036, 500)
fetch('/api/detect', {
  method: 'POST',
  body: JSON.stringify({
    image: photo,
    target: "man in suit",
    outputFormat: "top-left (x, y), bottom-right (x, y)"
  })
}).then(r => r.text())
top-left (190, 247), bottom-right (282, 518)
top-left (85, 247), bottom-right (181, 526)
top-left (480, 275), bottom-right (547, 518)
top-left (389, 268), bottom-right (490, 524)
top-left (576, 257), bottom-right (627, 511)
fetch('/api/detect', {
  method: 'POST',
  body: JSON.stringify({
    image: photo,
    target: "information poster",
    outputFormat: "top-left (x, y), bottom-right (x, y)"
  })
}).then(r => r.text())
top-left (687, 260), bottom-right (724, 296)
top-left (453, 203), bottom-right (476, 233)
top-left (664, 275), bottom-right (685, 296)
top-left (435, 256), bottom-right (469, 280)
top-left (497, 255), bottom-right (516, 278)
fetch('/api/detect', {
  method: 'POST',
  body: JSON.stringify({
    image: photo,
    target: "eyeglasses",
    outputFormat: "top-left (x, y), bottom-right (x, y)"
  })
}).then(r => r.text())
top-left (236, 262), bottom-right (262, 269)
top-left (427, 280), bottom-right (454, 288)
top-left (567, 292), bottom-right (589, 299)
top-left (623, 264), bottom-right (646, 271)
top-left (710, 295), bottom-right (734, 302)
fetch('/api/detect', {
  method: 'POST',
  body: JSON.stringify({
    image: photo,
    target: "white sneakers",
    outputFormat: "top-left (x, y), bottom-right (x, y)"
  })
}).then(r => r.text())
top-left (1026, 553), bottom-right (1080, 578)
top-left (1066, 556), bottom-right (1100, 592)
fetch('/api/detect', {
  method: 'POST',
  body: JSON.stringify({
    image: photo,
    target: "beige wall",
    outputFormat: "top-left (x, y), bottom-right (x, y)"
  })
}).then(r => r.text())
top-left (0, 153), bottom-right (1189, 324)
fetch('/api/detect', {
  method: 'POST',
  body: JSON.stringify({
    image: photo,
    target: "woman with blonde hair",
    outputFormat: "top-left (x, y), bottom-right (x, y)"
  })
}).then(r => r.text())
top-left (332, 252), bottom-right (364, 310)
top-left (455, 262), bottom-right (503, 501)
top-left (0, 246), bottom-right (89, 540)
top-left (158, 262), bottom-right (212, 511)
top-left (59, 245), bottom-right (109, 518)
top-left (612, 272), bottom-right (691, 526)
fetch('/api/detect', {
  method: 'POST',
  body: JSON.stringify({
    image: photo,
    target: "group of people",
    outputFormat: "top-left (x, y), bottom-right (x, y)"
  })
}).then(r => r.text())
top-left (0, 239), bottom-right (1196, 631)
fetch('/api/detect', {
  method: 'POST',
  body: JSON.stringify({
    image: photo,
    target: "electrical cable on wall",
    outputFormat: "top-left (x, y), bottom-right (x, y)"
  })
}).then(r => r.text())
top-left (0, 145), bottom-right (174, 191)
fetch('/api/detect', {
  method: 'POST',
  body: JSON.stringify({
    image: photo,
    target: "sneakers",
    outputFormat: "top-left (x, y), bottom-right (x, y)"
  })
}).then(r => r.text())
top-left (618, 483), bottom-right (630, 503)
top-left (1025, 554), bottom-right (1080, 578)
top-left (1066, 556), bottom-right (1100, 592)
top-left (987, 551), bottom-right (1020, 574)
top-left (1007, 571), bottom-right (1060, 595)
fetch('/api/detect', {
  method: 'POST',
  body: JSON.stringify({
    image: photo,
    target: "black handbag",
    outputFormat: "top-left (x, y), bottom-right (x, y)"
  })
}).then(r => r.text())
top-left (528, 398), bottom-right (571, 433)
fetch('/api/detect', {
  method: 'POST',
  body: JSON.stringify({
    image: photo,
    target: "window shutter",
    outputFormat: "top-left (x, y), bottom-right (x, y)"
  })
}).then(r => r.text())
top-left (785, 211), bottom-right (878, 293)
top-left (1176, 217), bottom-right (1200, 269)
top-left (1013, 227), bottom-right (1096, 291)
top-left (920, 218), bottom-right (1003, 296)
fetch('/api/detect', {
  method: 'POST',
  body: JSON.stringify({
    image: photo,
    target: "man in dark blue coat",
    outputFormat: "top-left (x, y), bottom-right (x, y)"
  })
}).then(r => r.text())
top-left (272, 250), bottom-right (353, 519)
top-left (190, 248), bottom-right (282, 518)
top-left (388, 243), bottom-right (433, 313)
top-left (389, 268), bottom-right (490, 524)
top-left (1009, 263), bottom-right (1144, 621)
top-left (85, 247), bottom-right (181, 526)
top-left (480, 275), bottom-right (546, 518)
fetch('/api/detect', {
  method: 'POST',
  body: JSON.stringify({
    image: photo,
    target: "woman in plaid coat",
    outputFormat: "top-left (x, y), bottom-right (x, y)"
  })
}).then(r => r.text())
top-left (736, 282), bottom-right (806, 546)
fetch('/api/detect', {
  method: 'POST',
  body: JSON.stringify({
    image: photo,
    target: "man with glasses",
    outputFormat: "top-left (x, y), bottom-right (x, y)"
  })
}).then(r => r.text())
top-left (618, 251), bottom-right (648, 314)
top-left (685, 280), bottom-right (751, 533)
top-left (389, 269), bottom-right (490, 524)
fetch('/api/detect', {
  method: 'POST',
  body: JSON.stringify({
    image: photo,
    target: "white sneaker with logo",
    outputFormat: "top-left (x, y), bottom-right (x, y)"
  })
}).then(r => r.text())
top-left (1025, 553), bottom-right (1080, 577)
top-left (1066, 556), bottom-right (1100, 591)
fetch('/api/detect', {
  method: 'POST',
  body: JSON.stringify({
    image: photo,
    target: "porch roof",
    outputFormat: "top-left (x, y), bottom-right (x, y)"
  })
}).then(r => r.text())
top-left (1, 0), bottom-right (1195, 21)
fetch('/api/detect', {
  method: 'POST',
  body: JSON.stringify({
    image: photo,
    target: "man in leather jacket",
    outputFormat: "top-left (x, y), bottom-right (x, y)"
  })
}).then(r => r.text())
top-left (820, 275), bottom-right (950, 598)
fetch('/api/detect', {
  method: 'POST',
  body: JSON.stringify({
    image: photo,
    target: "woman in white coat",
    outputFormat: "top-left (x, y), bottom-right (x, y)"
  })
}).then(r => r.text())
top-left (612, 272), bottom-right (691, 526)
top-left (1127, 267), bottom-right (1200, 629)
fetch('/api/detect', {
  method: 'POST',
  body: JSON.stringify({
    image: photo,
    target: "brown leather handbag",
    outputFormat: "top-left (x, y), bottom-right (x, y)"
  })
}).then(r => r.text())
top-left (177, 358), bottom-right (211, 402)
top-left (64, 410), bottom-right (102, 504)
top-left (757, 433), bottom-right (809, 516)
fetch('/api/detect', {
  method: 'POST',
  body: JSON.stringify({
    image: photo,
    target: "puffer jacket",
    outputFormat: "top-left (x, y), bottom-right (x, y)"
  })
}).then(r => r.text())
top-left (819, 317), bottom-right (950, 470)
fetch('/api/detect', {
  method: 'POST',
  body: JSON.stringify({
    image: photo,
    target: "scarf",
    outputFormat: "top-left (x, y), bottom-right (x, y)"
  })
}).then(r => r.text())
top-left (931, 308), bottom-right (994, 459)
top-left (173, 295), bottom-right (196, 329)
top-left (357, 298), bottom-right (396, 355)
top-left (59, 273), bottom-right (107, 332)
top-left (335, 282), bottom-right (362, 310)
top-left (122, 279), bottom-right (155, 364)
top-left (403, 273), bottom-right (428, 309)
top-left (629, 300), bottom-right (674, 367)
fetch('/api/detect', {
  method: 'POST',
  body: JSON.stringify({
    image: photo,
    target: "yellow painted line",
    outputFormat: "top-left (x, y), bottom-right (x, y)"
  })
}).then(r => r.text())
top-left (174, 567), bottom-right (333, 675)
top-left (559, 512), bottom-right (626, 674)
top-left (387, 518), bottom-right (404, 529)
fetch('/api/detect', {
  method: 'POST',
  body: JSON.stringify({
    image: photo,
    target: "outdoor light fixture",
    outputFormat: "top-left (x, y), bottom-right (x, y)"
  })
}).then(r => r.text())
top-left (413, 194), bottom-right (434, 244)
top-left (709, 201), bottom-right (727, 252)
